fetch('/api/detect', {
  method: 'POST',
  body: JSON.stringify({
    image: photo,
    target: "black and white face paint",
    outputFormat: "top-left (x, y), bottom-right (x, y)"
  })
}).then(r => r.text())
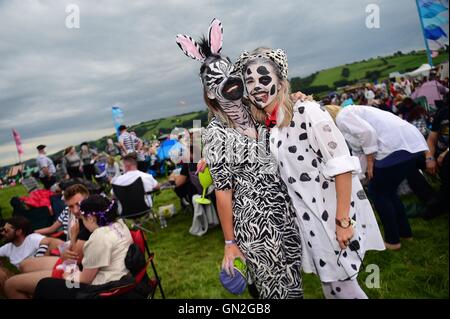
top-left (244, 60), bottom-right (281, 110)
top-left (201, 57), bottom-right (244, 103)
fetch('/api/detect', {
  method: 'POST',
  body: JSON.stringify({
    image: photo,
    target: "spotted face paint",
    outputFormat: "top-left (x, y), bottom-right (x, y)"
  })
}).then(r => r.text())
top-left (200, 56), bottom-right (244, 103)
top-left (244, 60), bottom-right (280, 109)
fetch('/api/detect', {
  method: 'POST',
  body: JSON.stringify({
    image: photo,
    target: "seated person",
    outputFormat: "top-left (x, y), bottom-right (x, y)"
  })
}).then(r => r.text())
top-left (170, 141), bottom-right (216, 209)
top-left (3, 184), bottom-right (92, 298)
top-left (33, 195), bottom-right (133, 299)
top-left (112, 153), bottom-right (160, 211)
top-left (0, 216), bottom-right (63, 295)
top-left (170, 163), bottom-right (201, 209)
top-left (34, 206), bottom-right (69, 240)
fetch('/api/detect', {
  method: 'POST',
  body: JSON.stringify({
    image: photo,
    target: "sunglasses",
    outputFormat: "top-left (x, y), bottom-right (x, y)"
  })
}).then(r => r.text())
top-left (0, 227), bottom-right (15, 233)
top-left (337, 240), bottom-right (364, 280)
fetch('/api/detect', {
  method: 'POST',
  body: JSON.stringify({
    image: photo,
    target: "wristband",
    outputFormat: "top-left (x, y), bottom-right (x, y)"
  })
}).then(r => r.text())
top-left (426, 156), bottom-right (435, 162)
top-left (225, 239), bottom-right (236, 245)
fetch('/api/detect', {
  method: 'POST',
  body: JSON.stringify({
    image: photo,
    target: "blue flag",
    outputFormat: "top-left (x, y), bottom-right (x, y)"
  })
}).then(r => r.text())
top-left (112, 106), bottom-right (124, 140)
top-left (416, 0), bottom-right (449, 65)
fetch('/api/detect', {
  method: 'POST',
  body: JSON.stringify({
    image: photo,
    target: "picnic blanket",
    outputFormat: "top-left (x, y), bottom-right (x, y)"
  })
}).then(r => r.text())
top-left (20, 189), bottom-right (54, 210)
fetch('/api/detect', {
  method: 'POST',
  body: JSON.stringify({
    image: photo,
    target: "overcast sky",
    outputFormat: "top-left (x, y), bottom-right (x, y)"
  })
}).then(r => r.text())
top-left (0, 0), bottom-right (429, 166)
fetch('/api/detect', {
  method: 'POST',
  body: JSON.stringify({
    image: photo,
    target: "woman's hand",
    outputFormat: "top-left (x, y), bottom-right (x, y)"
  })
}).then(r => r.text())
top-left (196, 158), bottom-right (207, 174)
top-left (437, 150), bottom-right (448, 167)
top-left (336, 225), bottom-right (354, 249)
top-left (426, 158), bottom-right (438, 175)
top-left (222, 244), bottom-right (246, 277)
top-left (61, 248), bottom-right (78, 262)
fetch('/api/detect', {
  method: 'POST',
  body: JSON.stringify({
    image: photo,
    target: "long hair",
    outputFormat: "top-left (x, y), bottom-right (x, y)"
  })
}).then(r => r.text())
top-left (196, 36), bottom-right (237, 128)
top-left (203, 91), bottom-right (236, 128)
top-left (243, 48), bottom-right (294, 128)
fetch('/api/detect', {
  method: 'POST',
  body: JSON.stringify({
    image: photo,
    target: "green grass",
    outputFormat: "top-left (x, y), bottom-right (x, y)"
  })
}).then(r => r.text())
top-left (0, 185), bottom-right (27, 218)
top-left (150, 187), bottom-right (449, 299)
top-left (310, 51), bottom-right (449, 88)
top-left (1, 184), bottom-right (448, 299)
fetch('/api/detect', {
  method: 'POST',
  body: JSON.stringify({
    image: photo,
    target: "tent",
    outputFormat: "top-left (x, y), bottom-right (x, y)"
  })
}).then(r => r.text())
top-left (157, 139), bottom-right (184, 161)
top-left (389, 71), bottom-right (403, 80)
top-left (406, 64), bottom-right (433, 78)
top-left (7, 164), bottom-right (25, 178)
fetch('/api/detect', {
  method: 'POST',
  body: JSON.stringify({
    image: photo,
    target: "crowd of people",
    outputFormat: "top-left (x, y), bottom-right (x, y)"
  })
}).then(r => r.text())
top-left (175, 18), bottom-right (448, 299)
top-left (324, 73), bottom-right (448, 114)
top-left (0, 122), bottom-right (210, 299)
top-left (0, 18), bottom-right (448, 299)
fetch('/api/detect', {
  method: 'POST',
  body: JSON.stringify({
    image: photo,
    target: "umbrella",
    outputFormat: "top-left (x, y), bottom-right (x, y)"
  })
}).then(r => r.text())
top-left (157, 139), bottom-right (183, 161)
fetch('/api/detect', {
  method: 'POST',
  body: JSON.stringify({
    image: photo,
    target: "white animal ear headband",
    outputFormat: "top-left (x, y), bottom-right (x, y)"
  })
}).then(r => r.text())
top-left (176, 18), bottom-right (223, 62)
top-left (235, 49), bottom-right (289, 80)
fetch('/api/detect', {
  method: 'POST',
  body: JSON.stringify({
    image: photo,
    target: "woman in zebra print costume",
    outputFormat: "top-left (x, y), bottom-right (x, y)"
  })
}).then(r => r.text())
top-left (176, 19), bottom-right (303, 299)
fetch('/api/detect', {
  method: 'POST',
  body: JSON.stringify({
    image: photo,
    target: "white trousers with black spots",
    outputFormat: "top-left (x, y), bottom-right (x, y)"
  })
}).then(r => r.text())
top-left (321, 279), bottom-right (368, 299)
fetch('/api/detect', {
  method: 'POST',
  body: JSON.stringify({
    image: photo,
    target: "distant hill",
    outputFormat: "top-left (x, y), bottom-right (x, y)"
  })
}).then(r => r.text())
top-left (2, 49), bottom-right (448, 175)
top-left (290, 49), bottom-right (448, 98)
top-left (0, 110), bottom-right (209, 177)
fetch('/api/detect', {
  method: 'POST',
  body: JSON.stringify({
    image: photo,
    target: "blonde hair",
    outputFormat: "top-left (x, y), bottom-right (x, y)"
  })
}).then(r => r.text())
top-left (243, 48), bottom-right (294, 128)
top-left (107, 156), bottom-right (115, 166)
top-left (324, 105), bottom-right (342, 122)
top-left (203, 91), bottom-right (236, 128)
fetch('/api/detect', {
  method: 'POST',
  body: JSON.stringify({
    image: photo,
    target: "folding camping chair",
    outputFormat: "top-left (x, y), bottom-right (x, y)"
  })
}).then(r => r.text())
top-left (111, 177), bottom-right (165, 298)
top-left (21, 177), bottom-right (40, 193)
top-left (112, 177), bottom-right (160, 233)
top-left (98, 228), bottom-right (164, 299)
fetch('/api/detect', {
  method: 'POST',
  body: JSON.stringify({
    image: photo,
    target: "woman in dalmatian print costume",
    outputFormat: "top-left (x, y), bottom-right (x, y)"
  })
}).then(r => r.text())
top-left (236, 47), bottom-right (385, 299)
top-left (176, 20), bottom-right (303, 299)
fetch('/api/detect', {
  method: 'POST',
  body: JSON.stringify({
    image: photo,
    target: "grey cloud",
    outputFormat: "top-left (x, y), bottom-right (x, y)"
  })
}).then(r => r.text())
top-left (0, 0), bottom-right (429, 166)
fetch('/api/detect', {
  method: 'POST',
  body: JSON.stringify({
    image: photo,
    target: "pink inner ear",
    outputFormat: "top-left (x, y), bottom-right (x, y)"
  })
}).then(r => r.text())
top-left (176, 36), bottom-right (205, 61)
top-left (209, 19), bottom-right (223, 54)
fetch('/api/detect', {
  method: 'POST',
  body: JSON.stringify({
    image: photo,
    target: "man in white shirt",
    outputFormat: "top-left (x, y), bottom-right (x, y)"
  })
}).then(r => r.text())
top-left (36, 145), bottom-right (57, 190)
top-left (2, 184), bottom-right (91, 299)
top-left (0, 216), bottom-right (62, 294)
top-left (112, 153), bottom-right (160, 209)
top-left (364, 84), bottom-right (375, 105)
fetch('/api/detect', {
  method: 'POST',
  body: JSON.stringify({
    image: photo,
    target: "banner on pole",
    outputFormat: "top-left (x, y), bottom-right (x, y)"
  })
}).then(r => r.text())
top-left (416, 0), bottom-right (449, 63)
top-left (12, 128), bottom-right (24, 160)
top-left (112, 106), bottom-right (125, 140)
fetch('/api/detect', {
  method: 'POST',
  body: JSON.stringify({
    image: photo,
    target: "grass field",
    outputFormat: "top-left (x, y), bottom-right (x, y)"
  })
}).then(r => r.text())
top-left (1, 183), bottom-right (447, 299)
top-left (310, 51), bottom-right (448, 88)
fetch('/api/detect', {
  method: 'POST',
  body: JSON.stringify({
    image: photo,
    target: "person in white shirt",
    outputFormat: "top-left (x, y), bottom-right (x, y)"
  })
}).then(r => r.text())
top-left (399, 77), bottom-right (412, 96)
top-left (325, 104), bottom-right (429, 250)
top-left (3, 184), bottom-right (91, 299)
top-left (33, 195), bottom-right (134, 299)
top-left (364, 85), bottom-right (375, 105)
top-left (112, 153), bottom-right (160, 210)
top-left (0, 216), bottom-right (62, 294)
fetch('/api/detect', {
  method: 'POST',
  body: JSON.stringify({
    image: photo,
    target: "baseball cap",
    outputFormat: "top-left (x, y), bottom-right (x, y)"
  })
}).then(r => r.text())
top-left (36, 144), bottom-right (46, 151)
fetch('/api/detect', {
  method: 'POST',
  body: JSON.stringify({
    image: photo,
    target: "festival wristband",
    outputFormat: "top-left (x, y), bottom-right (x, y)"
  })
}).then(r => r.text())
top-left (225, 239), bottom-right (237, 245)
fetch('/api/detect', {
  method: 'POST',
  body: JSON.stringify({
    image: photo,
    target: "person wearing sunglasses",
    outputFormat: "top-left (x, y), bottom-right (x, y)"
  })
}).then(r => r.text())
top-left (0, 216), bottom-right (63, 296)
